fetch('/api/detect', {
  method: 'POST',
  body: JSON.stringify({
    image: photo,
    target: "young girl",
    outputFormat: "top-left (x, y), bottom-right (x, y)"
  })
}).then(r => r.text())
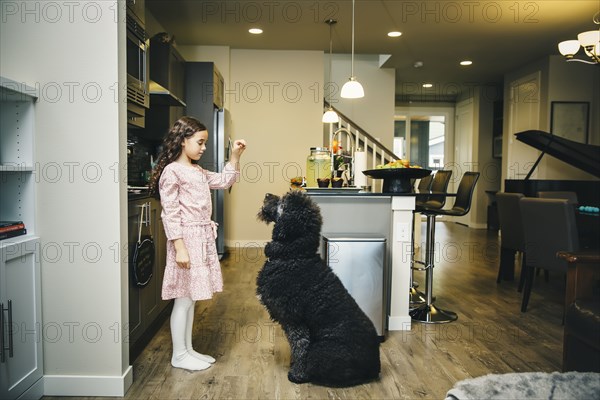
top-left (149, 116), bottom-right (246, 371)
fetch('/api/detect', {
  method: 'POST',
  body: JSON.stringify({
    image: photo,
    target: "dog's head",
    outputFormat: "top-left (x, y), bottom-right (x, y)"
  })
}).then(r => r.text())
top-left (257, 193), bottom-right (282, 223)
top-left (258, 190), bottom-right (322, 241)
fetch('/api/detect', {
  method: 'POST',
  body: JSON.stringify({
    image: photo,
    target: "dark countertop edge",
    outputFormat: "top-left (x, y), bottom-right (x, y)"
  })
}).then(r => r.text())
top-left (307, 192), bottom-right (392, 197)
top-left (306, 190), bottom-right (450, 197)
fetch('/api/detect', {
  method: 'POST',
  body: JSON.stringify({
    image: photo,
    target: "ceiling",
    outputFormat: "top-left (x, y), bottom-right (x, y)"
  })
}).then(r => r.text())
top-left (146, 0), bottom-right (600, 102)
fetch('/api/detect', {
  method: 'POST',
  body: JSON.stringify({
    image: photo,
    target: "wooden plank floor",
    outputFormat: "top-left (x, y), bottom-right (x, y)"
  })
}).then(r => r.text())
top-left (45, 222), bottom-right (566, 399)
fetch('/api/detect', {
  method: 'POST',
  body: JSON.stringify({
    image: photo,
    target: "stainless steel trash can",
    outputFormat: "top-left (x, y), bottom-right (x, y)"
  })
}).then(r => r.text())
top-left (322, 234), bottom-right (386, 338)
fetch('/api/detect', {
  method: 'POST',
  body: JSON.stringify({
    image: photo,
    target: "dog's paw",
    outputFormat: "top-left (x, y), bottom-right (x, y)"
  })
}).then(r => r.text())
top-left (288, 370), bottom-right (309, 384)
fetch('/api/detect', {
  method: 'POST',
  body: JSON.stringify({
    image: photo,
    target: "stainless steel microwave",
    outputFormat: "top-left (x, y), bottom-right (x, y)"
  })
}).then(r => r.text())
top-left (126, 12), bottom-right (149, 127)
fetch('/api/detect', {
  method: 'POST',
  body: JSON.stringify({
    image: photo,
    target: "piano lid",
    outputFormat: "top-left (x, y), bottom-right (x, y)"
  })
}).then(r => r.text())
top-left (515, 130), bottom-right (600, 178)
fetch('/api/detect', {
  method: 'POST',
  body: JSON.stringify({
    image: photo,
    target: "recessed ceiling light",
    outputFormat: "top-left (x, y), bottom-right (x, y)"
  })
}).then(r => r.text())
top-left (249, 28), bottom-right (263, 34)
top-left (460, 60), bottom-right (473, 66)
top-left (422, 83), bottom-right (433, 88)
top-left (387, 31), bottom-right (402, 37)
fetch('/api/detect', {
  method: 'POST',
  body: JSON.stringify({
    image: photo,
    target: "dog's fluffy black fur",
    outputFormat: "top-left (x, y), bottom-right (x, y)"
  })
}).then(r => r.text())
top-left (256, 190), bottom-right (381, 387)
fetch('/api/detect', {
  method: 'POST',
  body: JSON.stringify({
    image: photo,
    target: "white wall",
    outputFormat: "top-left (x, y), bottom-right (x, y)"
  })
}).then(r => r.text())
top-left (1, 1), bottom-right (130, 396)
top-left (227, 49), bottom-right (324, 245)
top-left (183, 48), bottom-right (325, 246)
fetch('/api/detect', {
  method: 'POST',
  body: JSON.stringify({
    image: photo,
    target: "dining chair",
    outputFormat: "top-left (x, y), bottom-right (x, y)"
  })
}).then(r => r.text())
top-left (495, 192), bottom-right (526, 290)
top-left (410, 170), bottom-right (452, 307)
top-left (538, 191), bottom-right (579, 205)
top-left (519, 198), bottom-right (580, 313)
top-left (410, 171), bottom-right (480, 323)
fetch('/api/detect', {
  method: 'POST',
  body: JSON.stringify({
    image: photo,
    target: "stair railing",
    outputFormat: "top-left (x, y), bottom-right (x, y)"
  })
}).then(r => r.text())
top-left (324, 101), bottom-right (401, 190)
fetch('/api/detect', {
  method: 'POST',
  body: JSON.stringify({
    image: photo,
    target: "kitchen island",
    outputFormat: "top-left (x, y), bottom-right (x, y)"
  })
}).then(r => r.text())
top-left (308, 191), bottom-right (420, 331)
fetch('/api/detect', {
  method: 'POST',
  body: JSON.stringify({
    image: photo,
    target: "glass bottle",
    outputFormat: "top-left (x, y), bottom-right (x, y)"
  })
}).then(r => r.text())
top-left (306, 147), bottom-right (331, 187)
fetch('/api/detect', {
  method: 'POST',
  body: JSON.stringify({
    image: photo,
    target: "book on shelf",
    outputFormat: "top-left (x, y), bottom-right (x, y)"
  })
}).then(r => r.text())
top-left (0, 221), bottom-right (26, 233)
top-left (0, 220), bottom-right (23, 228)
top-left (0, 228), bottom-right (27, 241)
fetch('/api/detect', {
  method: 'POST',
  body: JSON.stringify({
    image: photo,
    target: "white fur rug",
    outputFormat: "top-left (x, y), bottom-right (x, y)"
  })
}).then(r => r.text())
top-left (445, 371), bottom-right (600, 400)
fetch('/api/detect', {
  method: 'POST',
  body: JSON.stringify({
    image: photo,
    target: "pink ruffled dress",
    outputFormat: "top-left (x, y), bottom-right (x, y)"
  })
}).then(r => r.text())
top-left (159, 162), bottom-right (239, 300)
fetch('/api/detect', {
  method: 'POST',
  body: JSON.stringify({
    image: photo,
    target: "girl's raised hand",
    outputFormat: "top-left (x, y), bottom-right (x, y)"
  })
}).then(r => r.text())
top-left (231, 139), bottom-right (247, 156)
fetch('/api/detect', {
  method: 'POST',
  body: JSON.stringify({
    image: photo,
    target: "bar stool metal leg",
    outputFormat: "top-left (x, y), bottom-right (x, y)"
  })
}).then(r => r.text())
top-left (409, 211), bottom-right (427, 307)
top-left (410, 214), bottom-right (458, 323)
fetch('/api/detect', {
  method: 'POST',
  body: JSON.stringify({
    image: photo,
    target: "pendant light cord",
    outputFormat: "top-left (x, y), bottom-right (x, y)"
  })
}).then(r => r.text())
top-left (351, 0), bottom-right (355, 77)
top-left (329, 21), bottom-right (333, 103)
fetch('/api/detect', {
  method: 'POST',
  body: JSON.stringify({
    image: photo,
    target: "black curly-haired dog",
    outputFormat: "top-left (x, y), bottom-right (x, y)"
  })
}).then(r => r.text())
top-left (256, 190), bottom-right (381, 387)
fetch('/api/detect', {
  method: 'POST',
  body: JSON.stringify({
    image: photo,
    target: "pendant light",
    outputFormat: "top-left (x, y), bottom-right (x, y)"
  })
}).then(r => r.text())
top-left (323, 19), bottom-right (340, 123)
top-left (340, 0), bottom-right (364, 99)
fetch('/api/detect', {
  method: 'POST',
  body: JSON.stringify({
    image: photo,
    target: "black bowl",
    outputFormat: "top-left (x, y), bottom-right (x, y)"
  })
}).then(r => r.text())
top-left (362, 168), bottom-right (432, 193)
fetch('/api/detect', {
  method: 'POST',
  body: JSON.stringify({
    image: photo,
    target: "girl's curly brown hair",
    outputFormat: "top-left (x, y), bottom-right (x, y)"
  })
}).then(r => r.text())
top-left (149, 116), bottom-right (207, 197)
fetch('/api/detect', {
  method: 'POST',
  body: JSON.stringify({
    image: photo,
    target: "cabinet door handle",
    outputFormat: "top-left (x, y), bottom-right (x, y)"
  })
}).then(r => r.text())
top-left (7, 300), bottom-right (13, 358)
top-left (0, 301), bottom-right (11, 362)
top-left (1, 302), bottom-right (4, 363)
top-left (146, 202), bottom-right (151, 226)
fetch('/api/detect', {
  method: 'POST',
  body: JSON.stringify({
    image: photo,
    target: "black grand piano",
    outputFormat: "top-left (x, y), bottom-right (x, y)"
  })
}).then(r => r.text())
top-left (505, 130), bottom-right (600, 206)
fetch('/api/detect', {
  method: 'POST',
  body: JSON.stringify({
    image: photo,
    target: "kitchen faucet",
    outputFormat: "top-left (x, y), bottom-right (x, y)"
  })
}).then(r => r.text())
top-left (332, 127), bottom-right (356, 186)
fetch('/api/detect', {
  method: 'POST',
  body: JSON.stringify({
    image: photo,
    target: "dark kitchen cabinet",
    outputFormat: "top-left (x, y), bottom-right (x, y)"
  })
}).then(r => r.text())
top-left (149, 38), bottom-right (186, 105)
top-left (144, 37), bottom-right (186, 141)
top-left (126, 0), bottom-right (145, 26)
top-left (144, 106), bottom-right (185, 141)
top-left (128, 197), bottom-right (170, 361)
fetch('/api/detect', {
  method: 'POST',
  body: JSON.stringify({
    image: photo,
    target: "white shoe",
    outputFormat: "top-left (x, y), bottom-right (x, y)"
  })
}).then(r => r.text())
top-left (171, 351), bottom-right (211, 371)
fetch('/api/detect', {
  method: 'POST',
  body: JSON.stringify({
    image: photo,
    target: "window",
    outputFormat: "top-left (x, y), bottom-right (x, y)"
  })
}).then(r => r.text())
top-left (394, 115), bottom-right (446, 170)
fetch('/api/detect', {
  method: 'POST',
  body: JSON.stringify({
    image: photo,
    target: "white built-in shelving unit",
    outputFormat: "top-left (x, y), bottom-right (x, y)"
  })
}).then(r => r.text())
top-left (0, 76), bottom-right (37, 241)
top-left (0, 76), bottom-right (44, 400)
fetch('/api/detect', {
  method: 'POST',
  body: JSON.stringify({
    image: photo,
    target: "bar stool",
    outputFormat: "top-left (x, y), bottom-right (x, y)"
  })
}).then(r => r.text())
top-left (410, 171), bottom-right (480, 323)
top-left (409, 176), bottom-right (434, 292)
top-left (410, 170), bottom-right (452, 307)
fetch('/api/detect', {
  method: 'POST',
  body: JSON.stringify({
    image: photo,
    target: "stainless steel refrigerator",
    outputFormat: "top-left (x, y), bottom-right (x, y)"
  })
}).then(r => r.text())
top-left (185, 62), bottom-right (228, 258)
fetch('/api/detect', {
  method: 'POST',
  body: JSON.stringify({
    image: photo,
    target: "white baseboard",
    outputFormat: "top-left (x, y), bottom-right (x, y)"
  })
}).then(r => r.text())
top-left (388, 315), bottom-right (412, 331)
top-left (43, 366), bottom-right (133, 397)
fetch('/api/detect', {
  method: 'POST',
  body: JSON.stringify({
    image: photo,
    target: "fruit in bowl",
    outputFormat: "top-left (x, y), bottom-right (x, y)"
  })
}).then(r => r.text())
top-left (290, 176), bottom-right (305, 190)
top-left (290, 176), bottom-right (304, 186)
top-left (375, 159), bottom-right (421, 169)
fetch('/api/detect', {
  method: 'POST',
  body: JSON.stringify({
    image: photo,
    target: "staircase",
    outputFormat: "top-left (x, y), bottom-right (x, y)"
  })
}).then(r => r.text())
top-left (324, 102), bottom-right (401, 190)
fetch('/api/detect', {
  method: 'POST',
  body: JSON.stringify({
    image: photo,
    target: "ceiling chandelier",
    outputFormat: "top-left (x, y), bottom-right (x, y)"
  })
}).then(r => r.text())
top-left (558, 12), bottom-right (600, 65)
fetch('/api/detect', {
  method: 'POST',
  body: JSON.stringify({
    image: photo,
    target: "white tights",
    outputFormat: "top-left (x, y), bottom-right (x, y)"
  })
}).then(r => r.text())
top-left (170, 297), bottom-right (216, 371)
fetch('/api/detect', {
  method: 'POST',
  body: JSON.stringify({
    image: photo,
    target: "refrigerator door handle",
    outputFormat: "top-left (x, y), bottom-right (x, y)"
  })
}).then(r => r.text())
top-left (227, 137), bottom-right (232, 163)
